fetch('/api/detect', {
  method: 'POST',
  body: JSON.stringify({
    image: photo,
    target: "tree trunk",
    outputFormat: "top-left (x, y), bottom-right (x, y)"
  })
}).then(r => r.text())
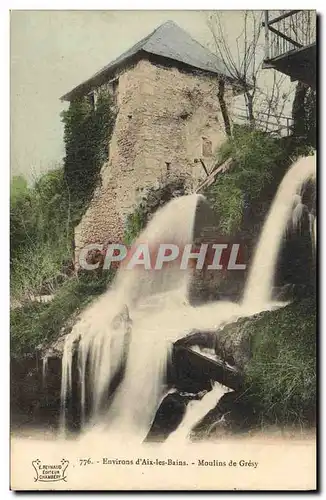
top-left (217, 79), bottom-right (232, 136)
top-left (245, 92), bottom-right (255, 128)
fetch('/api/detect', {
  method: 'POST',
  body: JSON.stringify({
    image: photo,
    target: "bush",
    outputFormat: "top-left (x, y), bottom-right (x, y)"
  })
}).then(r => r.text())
top-left (10, 169), bottom-right (74, 302)
top-left (205, 126), bottom-right (286, 235)
top-left (123, 172), bottom-right (192, 244)
top-left (10, 167), bottom-right (116, 356)
top-left (11, 90), bottom-right (117, 355)
top-left (124, 206), bottom-right (147, 245)
top-left (10, 176), bottom-right (37, 256)
top-left (10, 269), bottom-right (115, 358)
top-left (245, 297), bottom-right (316, 426)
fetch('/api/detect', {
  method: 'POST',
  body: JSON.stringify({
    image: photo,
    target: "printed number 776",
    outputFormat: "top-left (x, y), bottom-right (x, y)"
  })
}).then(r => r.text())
top-left (79, 458), bottom-right (92, 465)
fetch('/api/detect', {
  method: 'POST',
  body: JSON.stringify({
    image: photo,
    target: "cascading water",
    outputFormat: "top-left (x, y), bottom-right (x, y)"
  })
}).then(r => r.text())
top-left (60, 340), bottom-right (73, 431)
top-left (164, 383), bottom-right (230, 444)
top-left (60, 194), bottom-right (242, 441)
top-left (291, 194), bottom-right (306, 232)
top-left (59, 154), bottom-right (316, 443)
top-left (243, 154), bottom-right (316, 308)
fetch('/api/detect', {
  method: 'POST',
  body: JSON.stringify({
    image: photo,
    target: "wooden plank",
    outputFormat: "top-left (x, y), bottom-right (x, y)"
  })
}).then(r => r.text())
top-left (264, 10), bottom-right (301, 27)
top-left (195, 158), bottom-right (233, 193)
top-left (172, 343), bottom-right (244, 391)
top-left (268, 25), bottom-right (303, 49)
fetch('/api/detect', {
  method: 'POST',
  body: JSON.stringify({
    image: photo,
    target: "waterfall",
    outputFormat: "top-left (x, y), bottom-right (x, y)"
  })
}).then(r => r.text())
top-left (59, 154), bottom-right (316, 443)
top-left (243, 154), bottom-right (316, 308)
top-left (60, 194), bottom-right (242, 439)
top-left (164, 383), bottom-right (230, 444)
top-left (60, 339), bottom-right (74, 433)
top-left (291, 197), bottom-right (305, 232)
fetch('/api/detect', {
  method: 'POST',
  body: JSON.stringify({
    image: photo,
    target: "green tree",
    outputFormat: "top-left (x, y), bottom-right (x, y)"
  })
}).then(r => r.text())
top-left (10, 169), bottom-right (74, 301)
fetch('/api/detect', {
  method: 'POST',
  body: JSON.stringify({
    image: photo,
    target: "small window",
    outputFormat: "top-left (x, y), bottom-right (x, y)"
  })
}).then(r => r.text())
top-left (86, 91), bottom-right (96, 110)
top-left (111, 78), bottom-right (119, 93)
top-left (202, 137), bottom-right (213, 157)
top-left (165, 162), bottom-right (171, 172)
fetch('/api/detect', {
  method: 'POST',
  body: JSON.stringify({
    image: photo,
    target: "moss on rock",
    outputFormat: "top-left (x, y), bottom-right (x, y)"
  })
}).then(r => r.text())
top-left (243, 297), bottom-right (316, 426)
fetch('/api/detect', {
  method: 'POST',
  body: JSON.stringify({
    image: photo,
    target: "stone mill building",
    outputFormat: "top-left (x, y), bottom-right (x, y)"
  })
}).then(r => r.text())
top-left (61, 20), bottom-right (240, 259)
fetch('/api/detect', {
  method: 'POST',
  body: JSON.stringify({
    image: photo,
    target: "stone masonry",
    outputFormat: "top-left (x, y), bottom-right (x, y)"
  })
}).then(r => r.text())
top-left (74, 58), bottom-right (234, 261)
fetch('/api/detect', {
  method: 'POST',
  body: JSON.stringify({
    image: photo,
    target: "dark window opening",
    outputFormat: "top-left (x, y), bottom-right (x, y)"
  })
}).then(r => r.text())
top-left (86, 91), bottom-right (96, 110)
top-left (202, 137), bottom-right (213, 157)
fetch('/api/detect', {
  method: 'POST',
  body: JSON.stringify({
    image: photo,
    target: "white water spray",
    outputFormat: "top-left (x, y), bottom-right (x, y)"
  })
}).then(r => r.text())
top-left (60, 154), bottom-right (316, 443)
top-left (60, 339), bottom-right (73, 432)
top-left (243, 154), bottom-right (316, 308)
top-left (61, 194), bottom-right (242, 440)
top-left (164, 383), bottom-right (230, 444)
top-left (291, 197), bottom-right (306, 232)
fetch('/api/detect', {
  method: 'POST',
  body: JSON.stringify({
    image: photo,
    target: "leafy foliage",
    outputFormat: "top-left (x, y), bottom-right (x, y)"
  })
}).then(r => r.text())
top-left (11, 269), bottom-right (115, 358)
top-left (11, 90), bottom-right (116, 361)
top-left (124, 206), bottom-right (147, 245)
top-left (292, 82), bottom-right (316, 149)
top-left (123, 172), bottom-right (192, 244)
top-left (11, 88), bottom-right (116, 350)
top-left (304, 88), bottom-right (316, 148)
top-left (10, 169), bottom-right (74, 301)
top-left (61, 89), bottom-right (115, 222)
top-left (245, 297), bottom-right (316, 425)
top-left (205, 127), bottom-right (308, 235)
top-left (10, 176), bottom-right (36, 254)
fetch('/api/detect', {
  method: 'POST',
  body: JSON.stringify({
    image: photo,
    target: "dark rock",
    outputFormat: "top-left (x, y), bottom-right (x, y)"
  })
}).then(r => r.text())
top-left (173, 334), bottom-right (243, 391)
top-left (144, 389), bottom-right (209, 443)
top-left (272, 283), bottom-right (312, 302)
top-left (10, 354), bottom-right (62, 432)
top-left (11, 304), bottom-right (133, 432)
top-left (189, 391), bottom-right (258, 442)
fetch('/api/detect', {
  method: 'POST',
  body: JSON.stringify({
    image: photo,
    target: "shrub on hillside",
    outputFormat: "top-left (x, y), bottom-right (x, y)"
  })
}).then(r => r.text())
top-left (10, 169), bottom-right (74, 302)
top-left (244, 297), bottom-right (316, 425)
top-left (205, 126), bottom-right (315, 236)
top-left (205, 126), bottom-right (287, 235)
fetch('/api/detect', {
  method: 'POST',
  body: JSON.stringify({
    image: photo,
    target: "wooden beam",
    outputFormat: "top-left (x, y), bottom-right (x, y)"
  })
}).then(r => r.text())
top-left (264, 11), bottom-right (270, 60)
top-left (263, 10), bottom-right (301, 27)
top-left (268, 25), bottom-right (303, 49)
top-left (173, 343), bottom-right (244, 391)
top-left (199, 159), bottom-right (209, 177)
top-left (196, 158), bottom-right (233, 193)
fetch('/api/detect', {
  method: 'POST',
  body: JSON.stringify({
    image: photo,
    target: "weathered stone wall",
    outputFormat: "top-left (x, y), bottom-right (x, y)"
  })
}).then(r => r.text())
top-left (75, 58), bottom-right (234, 262)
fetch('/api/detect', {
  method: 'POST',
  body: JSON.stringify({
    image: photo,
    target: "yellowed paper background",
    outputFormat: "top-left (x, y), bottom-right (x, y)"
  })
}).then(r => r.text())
top-left (11, 433), bottom-right (316, 491)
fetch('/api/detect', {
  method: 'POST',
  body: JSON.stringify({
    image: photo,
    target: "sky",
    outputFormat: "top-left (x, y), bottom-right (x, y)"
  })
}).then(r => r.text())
top-left (10, 10), bottom-right (293, 181)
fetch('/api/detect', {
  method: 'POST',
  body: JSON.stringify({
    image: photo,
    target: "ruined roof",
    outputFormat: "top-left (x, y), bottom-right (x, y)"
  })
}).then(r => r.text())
top-left (61, 20), bottom-right (235, 101)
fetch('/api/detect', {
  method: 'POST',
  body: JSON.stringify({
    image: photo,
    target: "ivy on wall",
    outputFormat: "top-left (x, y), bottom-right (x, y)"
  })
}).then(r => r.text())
top-left (61, 89), bottom-right (116, 223)
top-left (123, 172), bottom-right (192, 245)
